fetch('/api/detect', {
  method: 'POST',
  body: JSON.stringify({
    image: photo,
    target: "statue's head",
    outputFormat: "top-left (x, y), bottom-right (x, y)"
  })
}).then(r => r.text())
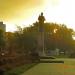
top-left (41, 12), bottom-right (43, 16)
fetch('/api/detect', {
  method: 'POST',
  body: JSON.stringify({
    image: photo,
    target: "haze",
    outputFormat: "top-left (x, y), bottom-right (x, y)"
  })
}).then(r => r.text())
top-left (0, 0), bottom-right (75, 31)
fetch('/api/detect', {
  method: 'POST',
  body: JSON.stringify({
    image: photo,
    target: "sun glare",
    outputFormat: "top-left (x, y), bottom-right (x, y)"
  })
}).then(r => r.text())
top-left (43, 0), bottom-right (75, 30)
top-left (5, 22), bottom-right (17, 32)
top-left (46, 0), bottom-right (60, 6)
top-left (5, 0), bottom-right (75, 32)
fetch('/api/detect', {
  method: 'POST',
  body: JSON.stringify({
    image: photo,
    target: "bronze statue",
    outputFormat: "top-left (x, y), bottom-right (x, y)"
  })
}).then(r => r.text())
top-left (38, 12), bottom-right (45, 24)
top-left (38, 12), bottom-right (45, 32)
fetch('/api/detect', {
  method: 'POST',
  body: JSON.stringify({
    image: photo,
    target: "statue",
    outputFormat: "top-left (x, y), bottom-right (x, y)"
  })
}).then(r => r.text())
top-left (38, 12), bottom-right (45, 32)
top-left (38, 12), bottom-right (45, 24)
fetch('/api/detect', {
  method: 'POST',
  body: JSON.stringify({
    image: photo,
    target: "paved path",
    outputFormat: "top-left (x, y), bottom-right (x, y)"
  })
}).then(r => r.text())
top-left (22, 59), bottom-right (75, 75)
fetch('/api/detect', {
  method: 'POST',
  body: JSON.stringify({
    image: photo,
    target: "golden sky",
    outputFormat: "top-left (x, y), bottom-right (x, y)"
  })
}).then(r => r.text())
top-left (0, 0), bottom-right (44, 20)
top-left (0, 0), bottom-right (75, 31)
top-left (0, 0), bottom-right (45, 31)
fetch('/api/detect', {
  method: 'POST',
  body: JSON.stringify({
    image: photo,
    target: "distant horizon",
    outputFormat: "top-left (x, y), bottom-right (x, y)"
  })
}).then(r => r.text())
top-left (4, 19), bottom-right (75, 32)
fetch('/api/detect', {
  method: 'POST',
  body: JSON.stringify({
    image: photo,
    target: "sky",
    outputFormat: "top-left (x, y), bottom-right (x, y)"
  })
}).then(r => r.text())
top-left (0, 0), bottom-right (75, 32)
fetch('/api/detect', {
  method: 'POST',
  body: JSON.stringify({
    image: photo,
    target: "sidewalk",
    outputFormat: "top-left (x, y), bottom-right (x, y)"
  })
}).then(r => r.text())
top-left (21, 63), bottom-right (64, 75)
top-left (21, 59), bottom-right (75, 75)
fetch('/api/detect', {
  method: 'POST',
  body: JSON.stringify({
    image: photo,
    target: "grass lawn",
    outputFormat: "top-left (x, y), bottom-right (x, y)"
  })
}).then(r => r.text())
top-left (5, 63), bottom-right (37, 75)
top-left (22, 58), bottom-right (75, 75)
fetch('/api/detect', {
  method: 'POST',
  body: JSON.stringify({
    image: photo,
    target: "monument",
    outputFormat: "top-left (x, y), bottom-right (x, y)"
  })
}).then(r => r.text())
top-left (38, 12), bottom-right (45, 56)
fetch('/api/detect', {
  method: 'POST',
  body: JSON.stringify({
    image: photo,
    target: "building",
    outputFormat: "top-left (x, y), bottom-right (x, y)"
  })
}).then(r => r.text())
top-left (0, 22), bottom-right (6, 32)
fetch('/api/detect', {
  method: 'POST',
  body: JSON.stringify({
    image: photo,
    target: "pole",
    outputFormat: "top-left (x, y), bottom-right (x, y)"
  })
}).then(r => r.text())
top-left (42, 30), bottom-right (45, 56)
